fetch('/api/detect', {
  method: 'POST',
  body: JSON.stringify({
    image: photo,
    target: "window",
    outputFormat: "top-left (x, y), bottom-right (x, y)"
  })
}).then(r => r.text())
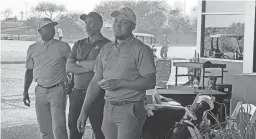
top-left (197, 0), bottom-right (245, 61)
top-left (197, 0), bottom-right (256, 73)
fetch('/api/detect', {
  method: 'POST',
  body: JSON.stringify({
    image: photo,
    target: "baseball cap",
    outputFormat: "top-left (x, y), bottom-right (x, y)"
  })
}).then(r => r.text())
top-left (38, 17), bottom-right (58, 31)
top-left (111, 7), bottom-right (136, 24)
top-left (80, 12), bottom-right (103, 24)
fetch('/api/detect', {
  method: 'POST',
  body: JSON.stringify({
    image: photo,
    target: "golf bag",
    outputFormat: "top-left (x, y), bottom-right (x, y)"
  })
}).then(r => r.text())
top-left (163, 95), bottom-right (215, 139)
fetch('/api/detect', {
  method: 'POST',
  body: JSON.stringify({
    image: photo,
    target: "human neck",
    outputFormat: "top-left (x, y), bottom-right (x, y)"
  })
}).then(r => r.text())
top-left (42, 37), bottom-right (53, 43)
top-left (116, 34), bottom-right (133, 44)
top-left (88, 32), bottom-right (102, 43)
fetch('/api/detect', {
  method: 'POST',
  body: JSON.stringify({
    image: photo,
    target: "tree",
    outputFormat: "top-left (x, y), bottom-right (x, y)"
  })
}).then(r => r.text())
top-left (136, 1), bottom-right (168, 35)
top-left (23, 8), bottom-right (44, 35)
top-left (2, 8), bottom-right (12, 20)
top-left (94, 0), bottom-right (168, 35)
top-left (34, 1), bottom-right (66, 20)
top-left (20, 11), bottom-right (24, 21)
top-left (94, 1), bottom-right (136, 27)
top-left (58, 13), bottom-right (86, 39)
top-left (24, 17), bottom-right (40, 35)
top-left (165, 8), bottom-right (194, 42)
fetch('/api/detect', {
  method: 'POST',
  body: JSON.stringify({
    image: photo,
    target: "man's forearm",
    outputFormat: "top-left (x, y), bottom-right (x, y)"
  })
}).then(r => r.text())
top-left (66, 63), bottom-right (90, 74)
top-left (80, 81), bottom-right (102, 114)
top-left (79, 60), bottom-right (96, 71)
top-left (119, 74), bottom-right (156, 91)
top-left (24, 69), bottom-right (33, 92)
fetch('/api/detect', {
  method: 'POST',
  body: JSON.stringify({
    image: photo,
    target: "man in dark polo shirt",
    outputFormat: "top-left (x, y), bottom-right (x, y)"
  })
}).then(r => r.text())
top-left (77, 7), bottom-right (156, 139)
top-left (66, 12), bottom-right (110, 139)
top-left (23, 18), bottom-right (70, 139)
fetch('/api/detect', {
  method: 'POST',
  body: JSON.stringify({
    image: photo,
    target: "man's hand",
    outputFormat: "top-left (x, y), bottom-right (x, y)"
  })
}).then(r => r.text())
top-left (64, 73), bottom-right (74, 95)
top-left (98, 79), bottom-right (120, 91)
top-left (23, 92), bottom-right (30, 107)
top-left (77, 112), bottom-right (89, 133)
top-left (64, 82), bottom-right (74, 95)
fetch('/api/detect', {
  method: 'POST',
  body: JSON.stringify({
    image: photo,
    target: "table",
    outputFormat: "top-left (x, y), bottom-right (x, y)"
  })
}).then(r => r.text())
top-left (173, 62), bottom-right (226, 88)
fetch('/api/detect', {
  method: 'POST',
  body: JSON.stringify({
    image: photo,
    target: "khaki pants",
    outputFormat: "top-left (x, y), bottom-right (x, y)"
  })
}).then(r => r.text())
top-left (35, 84), bottom-right (68, 139)
top-left (101, 101), bottom-right (146, 139)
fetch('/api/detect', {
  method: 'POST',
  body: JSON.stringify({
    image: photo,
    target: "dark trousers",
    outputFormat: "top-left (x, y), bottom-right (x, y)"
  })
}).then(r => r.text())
top-left (68, 88), bottom-right (105, 139)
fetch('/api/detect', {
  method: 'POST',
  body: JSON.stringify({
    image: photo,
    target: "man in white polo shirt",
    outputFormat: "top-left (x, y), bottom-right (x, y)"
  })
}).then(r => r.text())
top-left (56, 25), bottom-right (64, 41)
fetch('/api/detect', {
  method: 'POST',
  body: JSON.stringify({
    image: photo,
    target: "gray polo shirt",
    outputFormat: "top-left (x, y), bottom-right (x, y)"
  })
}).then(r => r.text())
top-left (68, 36), bottom-right (111, 89)
top-left (94, 36), bottom-right (156, 101)
top-left (26, 39), bottom-right (71, 87)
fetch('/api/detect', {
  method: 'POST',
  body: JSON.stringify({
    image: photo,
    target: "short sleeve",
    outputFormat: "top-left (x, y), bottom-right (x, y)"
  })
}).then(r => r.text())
top-left (59, 43), bottom-right (71, 58)
top-left (25, 46), bottom-right (34, 69)
top-left (68, 42), bottom-right (78, 61)
top-left (94, 48), bottom-right (103, 74)
top-left (136, 45), bottom-right (156, 76)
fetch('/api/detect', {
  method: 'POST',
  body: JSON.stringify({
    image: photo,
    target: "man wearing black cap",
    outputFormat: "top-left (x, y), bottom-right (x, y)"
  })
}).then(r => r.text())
top-left (77, 7), bottom-right (156, 139)
top-left (66, 12), bottom-right (110, 139)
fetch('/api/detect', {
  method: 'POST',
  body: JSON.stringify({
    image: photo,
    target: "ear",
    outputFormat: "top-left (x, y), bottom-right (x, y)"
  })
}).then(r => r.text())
top-left (131, 23), bottom-right (136, 31)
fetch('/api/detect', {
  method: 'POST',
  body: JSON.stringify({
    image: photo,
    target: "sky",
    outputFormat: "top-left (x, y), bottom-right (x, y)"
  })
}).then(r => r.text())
top-left (0, 0), bottom-right (198, 20)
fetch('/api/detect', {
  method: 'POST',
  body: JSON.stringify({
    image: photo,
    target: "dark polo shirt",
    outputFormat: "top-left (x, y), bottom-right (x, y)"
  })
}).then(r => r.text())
top-left (68, 36), bottom-right (111, 89)
top-left (94, 36), bottom-right (156, 101)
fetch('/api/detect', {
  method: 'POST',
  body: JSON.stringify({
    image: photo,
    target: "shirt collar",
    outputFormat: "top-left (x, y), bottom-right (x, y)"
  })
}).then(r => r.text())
top-left (114, 35), bottom-right (134, 47)
top-left (40, 38), bottom-right (55, 46)
top-left (86, 34), bottom-right (104, 44)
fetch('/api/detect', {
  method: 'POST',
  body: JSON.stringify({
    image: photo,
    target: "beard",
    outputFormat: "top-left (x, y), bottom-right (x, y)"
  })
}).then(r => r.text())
top-left (115, 35), bottom-right (126, 40)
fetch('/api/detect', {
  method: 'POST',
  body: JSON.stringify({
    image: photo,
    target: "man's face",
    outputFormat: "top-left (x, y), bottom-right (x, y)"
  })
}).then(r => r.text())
top-left (85, 16), bottom-right (101, 36)
top-left (113, 14), bottom-right (135, 40)
top-left (39, 24), bottom-right (55, 41)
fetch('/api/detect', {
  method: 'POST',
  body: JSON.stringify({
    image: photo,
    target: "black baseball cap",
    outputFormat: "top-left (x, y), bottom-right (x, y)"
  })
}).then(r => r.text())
top-left (80, 12), bottom-right (103, 24)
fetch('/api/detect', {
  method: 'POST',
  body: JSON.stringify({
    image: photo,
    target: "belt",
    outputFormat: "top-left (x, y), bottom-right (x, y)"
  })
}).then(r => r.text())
top-left (106, 100), bottom-right (142, 106)
top-left (38, 82), bottom-right (62, 90)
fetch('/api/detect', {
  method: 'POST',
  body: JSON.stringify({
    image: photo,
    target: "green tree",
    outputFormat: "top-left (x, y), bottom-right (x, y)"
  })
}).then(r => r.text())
top-left (2, 8), bottom-right (13, 20)
top-left (94, 0), bottom-right (168, 35)
top-left (94, 1), bottom-right (136, 27)
top-left (34, 1), bottom-right (66, 20)
top-left (58, 13), bottom-right (85, 39)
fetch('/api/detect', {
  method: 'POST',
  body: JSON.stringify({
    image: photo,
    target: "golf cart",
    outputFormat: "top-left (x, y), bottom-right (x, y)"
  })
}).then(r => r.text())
top-left (134, 32), bottom-right (157, 58)
top-left (134, 32), bottom-right (156, 48)
top-left (206, 34), bottom-right (244, 60)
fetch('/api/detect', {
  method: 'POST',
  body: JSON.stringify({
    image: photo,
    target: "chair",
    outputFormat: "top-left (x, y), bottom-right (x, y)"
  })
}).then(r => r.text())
top-left (145, 59), bottom-right (172, 117)
top-left (155, 59), bottom-right (172, 89)
top-left (231, 101), bottom-right (256, 123)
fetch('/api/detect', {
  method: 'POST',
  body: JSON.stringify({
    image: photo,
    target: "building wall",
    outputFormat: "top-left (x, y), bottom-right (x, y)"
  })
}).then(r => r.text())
top-left (200, 58), bottom-right (256, 111)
